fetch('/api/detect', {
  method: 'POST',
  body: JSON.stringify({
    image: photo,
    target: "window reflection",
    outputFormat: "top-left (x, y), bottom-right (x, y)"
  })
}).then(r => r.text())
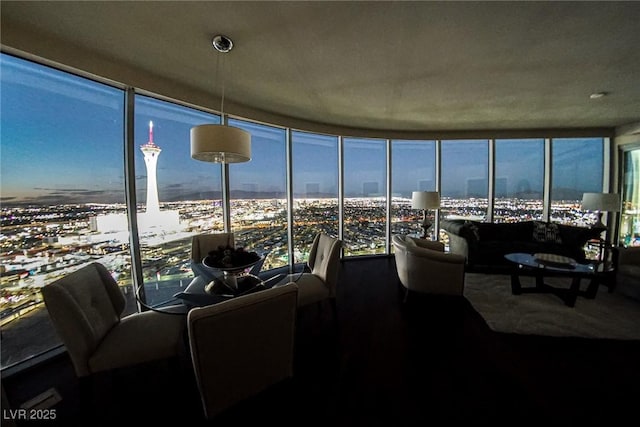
top-left (551, 138), bottom-right (604, 226)
top-left (391, 140), bottom-right (436, 237)
top-left (343, 138), bottom-right (386, 256)
top-left (494, 139), bottom-right (544, 223)
top-left (441, 140), bottom-right (489, 221)
top-left (228, 119), bottom-right (288, 270)
top-left (292, 131), bottom-right (339, 263)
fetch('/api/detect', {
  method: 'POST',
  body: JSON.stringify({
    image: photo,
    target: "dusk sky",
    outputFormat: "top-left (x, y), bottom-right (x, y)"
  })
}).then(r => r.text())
top-left (1, 53), bottom-right (604, 206)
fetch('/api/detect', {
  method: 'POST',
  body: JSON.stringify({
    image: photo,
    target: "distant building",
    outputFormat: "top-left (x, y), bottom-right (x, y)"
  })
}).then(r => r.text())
top-left (141, 121), bottom-right (162, 214)
top-left (92, 121), bottom-right (181, 235)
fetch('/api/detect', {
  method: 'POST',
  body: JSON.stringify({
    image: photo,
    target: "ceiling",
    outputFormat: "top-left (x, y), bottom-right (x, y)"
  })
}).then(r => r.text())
top-left (2, 1), bottom-right (640, 133)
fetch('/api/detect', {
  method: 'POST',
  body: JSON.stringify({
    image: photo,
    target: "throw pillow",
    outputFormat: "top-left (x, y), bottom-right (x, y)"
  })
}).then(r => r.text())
top-left (532, 221), bottom-right (547, 242)
top-left (532, 221), bottom-right (563, 244)
top-left (545, 222), bottom-right (563, 244)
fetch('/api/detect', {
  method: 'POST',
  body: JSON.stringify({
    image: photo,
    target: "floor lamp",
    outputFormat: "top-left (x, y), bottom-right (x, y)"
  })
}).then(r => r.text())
top-left (411, 191), bottom-right (440, 240)
top-left (581, 192), bottom-right (621, 262)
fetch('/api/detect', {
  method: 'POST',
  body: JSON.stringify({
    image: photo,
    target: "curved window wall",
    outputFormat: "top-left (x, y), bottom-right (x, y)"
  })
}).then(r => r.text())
top-left (0, 52), bottom-right (611, 371)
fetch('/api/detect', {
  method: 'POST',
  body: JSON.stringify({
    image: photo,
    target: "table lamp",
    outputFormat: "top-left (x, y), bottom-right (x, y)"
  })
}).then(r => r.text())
top-left (581, 192), bottom-right (620, 229)
top-left (581, 192), bottom-right (621, 262)
top-left (411, 191), bottom-right (440, 239)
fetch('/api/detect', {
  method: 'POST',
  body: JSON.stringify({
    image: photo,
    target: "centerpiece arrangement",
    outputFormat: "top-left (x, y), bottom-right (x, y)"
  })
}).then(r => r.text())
top-left (202, 245), bottom-right (262, 292)
top-left (203, 245), bottom-right (261, 270)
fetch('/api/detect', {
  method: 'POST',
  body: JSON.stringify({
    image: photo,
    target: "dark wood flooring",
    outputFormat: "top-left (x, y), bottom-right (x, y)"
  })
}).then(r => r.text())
top-left (3, 256), bottom-right (640, 426)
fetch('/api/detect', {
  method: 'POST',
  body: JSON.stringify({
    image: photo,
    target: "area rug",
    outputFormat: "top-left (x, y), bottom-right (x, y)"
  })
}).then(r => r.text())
top-left (463, 273), bottom-right (640, 340)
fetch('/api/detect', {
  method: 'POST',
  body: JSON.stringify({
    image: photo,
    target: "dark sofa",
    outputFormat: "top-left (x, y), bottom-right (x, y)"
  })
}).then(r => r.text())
top-left (440, 219), bottom-right (604, 271)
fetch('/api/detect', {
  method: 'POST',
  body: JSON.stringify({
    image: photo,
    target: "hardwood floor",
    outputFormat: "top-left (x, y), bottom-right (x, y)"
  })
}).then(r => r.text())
top-left (3, 256), bottom-right (639, 426)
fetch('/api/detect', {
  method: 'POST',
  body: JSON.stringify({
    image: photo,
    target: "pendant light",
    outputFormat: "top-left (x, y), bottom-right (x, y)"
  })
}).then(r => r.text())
top-left (190, 35), bottom-right (251, 163)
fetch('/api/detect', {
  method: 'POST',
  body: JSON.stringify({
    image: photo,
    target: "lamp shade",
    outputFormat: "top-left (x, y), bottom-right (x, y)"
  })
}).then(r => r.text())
top-left (581, 192), bottom-right (620, 212)
top-left (190, 124), bottom-right (251, 163)
top-left (411, 191), bottom-right (440, 210)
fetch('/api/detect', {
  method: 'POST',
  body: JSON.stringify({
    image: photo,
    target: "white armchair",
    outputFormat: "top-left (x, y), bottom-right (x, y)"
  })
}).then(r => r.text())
top-left (41, 262), bottom-right (186, 378)
top-left (392, 234), bottom-right (466, 301)
top-left (283, 233), bottom-right (342, 314)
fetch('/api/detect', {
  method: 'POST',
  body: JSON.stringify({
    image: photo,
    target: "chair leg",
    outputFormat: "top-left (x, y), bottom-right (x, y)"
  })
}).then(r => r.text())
top-left (403, 288), bottom-right (409, 303)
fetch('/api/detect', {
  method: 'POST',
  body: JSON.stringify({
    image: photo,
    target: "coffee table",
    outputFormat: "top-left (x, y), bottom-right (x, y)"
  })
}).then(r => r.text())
top-left (504, 252), bottom-right (608, 307)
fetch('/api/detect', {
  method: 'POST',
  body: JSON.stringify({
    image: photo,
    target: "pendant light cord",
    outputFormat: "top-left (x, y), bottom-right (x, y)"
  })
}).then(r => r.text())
top-left (216, 52), bottom-right (226, 118)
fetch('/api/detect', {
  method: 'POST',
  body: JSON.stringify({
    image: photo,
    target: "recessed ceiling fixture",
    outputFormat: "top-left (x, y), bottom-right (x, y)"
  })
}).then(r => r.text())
top-left (190, 34), bottom-right (251, 163)
top-left (590, 92), bottom-right (608, 99)
top-left (212, 34), bottom-right (233, 53)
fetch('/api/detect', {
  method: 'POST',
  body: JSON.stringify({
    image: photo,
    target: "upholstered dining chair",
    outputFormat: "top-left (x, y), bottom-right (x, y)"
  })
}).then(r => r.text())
top-left (283, 233), bottom-right (342, 314)
top-left (187, 282), bottom-right (298, 419)
top-left (41, 262), bottom-right (186, 379)
top-left (190, 232), bottom-right (235, 265)
top-left (190, 232), bottom-right (264, 279)
top-left (392, 234), bottom-right (466, 302)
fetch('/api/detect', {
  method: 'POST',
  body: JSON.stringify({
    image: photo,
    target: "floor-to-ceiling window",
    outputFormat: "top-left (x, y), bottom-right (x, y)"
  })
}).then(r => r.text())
top-left (343, 138), bottom-right (387, 256)
top-left (0, 52), bottom-right (614, 373)
top-left (440, 140), bottom-right (489, 221)
top-left (134, 95), bottom-right (223, 306)
top-left (0, 54), bottom-right (126, 368)
top-left (494, 139), bottom-right (545, 222)
top-left (391, 140), bottom-right (436, 237)
top-left (292, 131), bottom-right (339, 263)
top-left (551, 138), bottom-right (604, 226)
top-left (620, 147), bottom-right (640, 246)
top-left (228, 118), bottom-right (288, 270)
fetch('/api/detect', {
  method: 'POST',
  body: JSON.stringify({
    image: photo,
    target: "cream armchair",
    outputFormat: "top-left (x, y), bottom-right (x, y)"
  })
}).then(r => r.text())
top-left (41, 262), bottom-right (186, 378)
top-left (392, 234), bottom-right (466, 301)
top-left (283, 233), bottom-right (342, 313)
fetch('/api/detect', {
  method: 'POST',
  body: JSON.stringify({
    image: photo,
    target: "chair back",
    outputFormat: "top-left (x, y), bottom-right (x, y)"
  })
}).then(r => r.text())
top-left (392, 234), bottom-right (465, 296)
top-left (392, 235), bottom-right (411, 288)
top-left (41, 262), bottom-right (126, 377)
top-left (187, 282), bottom-right (298, 419)
top-left (307, 233), bottom-right (342, 297)
top-left (191, 232), bottom-right (234, 263)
